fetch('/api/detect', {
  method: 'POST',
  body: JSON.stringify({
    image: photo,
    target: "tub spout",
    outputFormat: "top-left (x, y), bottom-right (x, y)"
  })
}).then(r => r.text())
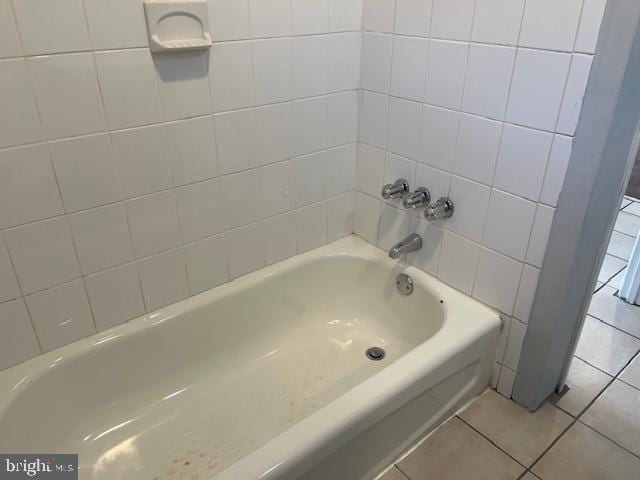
top-left (388, 234), bottom-right (422, 259)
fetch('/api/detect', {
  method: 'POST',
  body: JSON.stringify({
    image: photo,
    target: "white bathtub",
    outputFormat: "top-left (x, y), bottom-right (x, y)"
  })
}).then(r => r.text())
top-left (0, 235), bottom-right (500, 480)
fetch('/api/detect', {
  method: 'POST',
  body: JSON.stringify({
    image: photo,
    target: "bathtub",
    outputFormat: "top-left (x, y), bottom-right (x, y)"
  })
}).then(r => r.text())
top-left (0, 235), bottom-right (500, 480)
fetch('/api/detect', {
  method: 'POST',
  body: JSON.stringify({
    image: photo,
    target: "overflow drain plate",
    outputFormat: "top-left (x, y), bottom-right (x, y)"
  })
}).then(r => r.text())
top-left (366, 347), bottom-right (386, 361)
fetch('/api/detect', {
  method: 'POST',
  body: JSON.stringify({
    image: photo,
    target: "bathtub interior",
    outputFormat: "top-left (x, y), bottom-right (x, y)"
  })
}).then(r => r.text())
top-left (0, 251), bottom-right (447, 479)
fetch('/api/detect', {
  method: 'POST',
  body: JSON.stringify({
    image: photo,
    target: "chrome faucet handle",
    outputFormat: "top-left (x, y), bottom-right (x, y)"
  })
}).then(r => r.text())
top-left (381, 178), bottom-right (410, 200)
top-left (424, 197), bottom-right (454, 220)
top-left (402, 187), bottom-right (431, 209)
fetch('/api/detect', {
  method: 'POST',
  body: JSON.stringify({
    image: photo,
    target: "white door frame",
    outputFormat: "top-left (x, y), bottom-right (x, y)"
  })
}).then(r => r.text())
top-left (513, 0), bottom-right (640, 410)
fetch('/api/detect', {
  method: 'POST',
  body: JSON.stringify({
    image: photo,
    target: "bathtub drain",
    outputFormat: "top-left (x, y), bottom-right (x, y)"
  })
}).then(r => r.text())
top-left (366, 347), bottom-right (386, 361)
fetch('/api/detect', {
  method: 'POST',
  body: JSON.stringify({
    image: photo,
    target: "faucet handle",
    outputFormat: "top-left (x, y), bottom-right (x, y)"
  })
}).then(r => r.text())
top-left (381, 178), bottom-right (410, 200)
top-left (402, 187), bottom-right (431, 209)
top-left (424, 197), bottom-right (454, 220)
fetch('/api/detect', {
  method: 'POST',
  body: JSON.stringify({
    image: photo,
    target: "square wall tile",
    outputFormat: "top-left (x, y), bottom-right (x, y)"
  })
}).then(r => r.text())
top-left (359, 90), bottom-right (389, 149)
top-left (0, 0), bottom-right (22, 58)
top-left (84, 0), bottom-right (148, 49)
top-left (5, 217), bottom-right (80, 295)
top-left (462, 44), bottom-right (516, 120)
top-left (208, 0), bottom-right (251, 41)
top-left (447, 175), bottom-right (491, 243)
top-left (494, 124), bottom-right (553, 201)
top-left (540, 135), bottom-right (573, 207)
top-left (514, 265), bottom-right (540, 323)
top-left (329, 0), bottom-right (363, 32)
top-left (363, 0), bottom-right (395, 33)
top-left (0, 238), bottom-right (20, 303)
top-left (28, 53), bottom-right (106, 140)
top-left (165, 116), bottom-right (219, 187)
top-left (0, 144), bottom-right (63, 229)
top-left (430, 0), bottom-right (475, 41)
top-left (95, 49), bottom-right (163, 130)
top-left (425, 39), bottom-right (469, 110)
top-left (221, 169), bottom-right (263, 228)
top-left (292, 0), bottom-right (329, 35)
top-left (0, 299), bottom-right (40, 370)
top-left (126, 191), bottom-right (181, 258)
top-left (226, 222), bottom-right (265, 278)
top-left (327, 192), bottom-right (355, 241)
top-left (85, 263), bottom-right (145, 331)
top-left (111, 125), bottom-right (173, 199)
top-left (214, 108), bottom-right (260, 175)
top-left (503, 318), bottom-right (527, 370)
top-left (387, 98), bottom-right (422, 160)
top-left (383, 153), bottom-right (417, 197)
top-left (575, 0), bottom-right (607, 54)
top-left (438, 230), bottom-right (480, 295)
top-left (210, 41), bottom-right (255, 112)
top-left (519, 0), bottom-right (583, 51)
top-left (495, 316), bottom-right (511, 364)
top-left (298, 202), bottom-right (328, 253)
top-left (261, 160), bottom-right (296, 217)
top-left (26, 280), bottom-right (95, 353)
top-left (175, 179), bottom-right (227, 242)
top-left (355, 192), bottom-right (381, 244)
top-left (253, 38), bottom-right (294, 104)
top-left (50, 134), bottom-right (122, 212)
top-left (328, 32), bottom-right (361, 91)
top-left (557, 55), bottom-right (594, 136)
top-left (293, 96), bottom-right (328, 156)
top-left (296, 151), bottom-right (328, 207)
top-left (407, 216), bottom-right (443, 275)
top-left (184, 234), bottom-right (229, 294)
top-left (471, 0), bottom-right (525, 46)
top-left (390, 36), bottom-right (428, 101)
top-left (327, 144), bottom-right (357, 196)
top-left (68, 204), bottom-right (134, 275)
top-left (256, 102), bottom-right (294, 165)
top-left (361, 33), bottom-right (393, 93)
top-left (13, 0), bottom-right (90, 55)
top-left (250, 0), bottom-right (291, 37)
top-left (473, 248), bottom-right (523, 315)
top-left (415, 164), bottom-right (451, 203)
top-left (153, 51), bottom-right (212, 121)
top-left (419, 105), bottom-right (460, 172)
top-left (527, 204), bottom-right (555, 268)
top-left (293, 35), bottom-right (328, 98)
top-left (506, 49), bottom-right (571, 131)
top-left (377, 204), bottom-right (410, 251)
top-left (328, 92), bottom-right (358, 147)
top-left (483, 189), bottom-right (536, 261)
top-left (138, 249), bottom-right (189, 311)
top-left (454, 114), bottom-right (502, 186)
top-left (497, 366), bottom-right (516, 397)
top-left (262, 212), bottom-right (298, 265)
top-left (0, 59), bottom-right (43, 148)
top-left (395, 0), bottom-right (431, 37)
top-left (357, 144), bottom-right (386, 197)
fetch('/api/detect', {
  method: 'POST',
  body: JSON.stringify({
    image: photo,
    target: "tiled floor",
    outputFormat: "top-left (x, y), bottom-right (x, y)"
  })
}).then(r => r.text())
top-left (379, 197), bottom-right (640, 480)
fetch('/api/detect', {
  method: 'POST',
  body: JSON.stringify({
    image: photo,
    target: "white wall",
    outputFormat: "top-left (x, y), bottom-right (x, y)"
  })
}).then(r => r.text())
top-left (0, 0), bottom-right (363, 370)
top-left (354, 0), bottom-right (606, 397)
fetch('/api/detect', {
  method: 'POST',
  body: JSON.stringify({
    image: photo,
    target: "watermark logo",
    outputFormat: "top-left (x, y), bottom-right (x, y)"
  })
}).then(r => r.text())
top-left (0, 455), bottom-right (77, 479)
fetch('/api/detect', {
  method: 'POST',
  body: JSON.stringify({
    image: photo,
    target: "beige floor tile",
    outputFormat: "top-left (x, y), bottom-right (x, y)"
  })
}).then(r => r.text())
top-left (614, 211), bottom-right (640, 237)
top-left (550, 357), bottom-right (612, 416)
top-left (620, 354), bottom-right (640, 389)
top-left (598, 254), bottom-right (627, 283)
top-left (574, 315), bottom-right (640, 375)
top-left (521, 473), bottom-right (541, 480)
top-left (379, 466), bottom-right (408, 480)
top-left (589, 286), bottom-right (640, 338)
top-left (608, 268), bottom-right (627, 290)
top-left (458, 390), bottom-right (572, 466)
top-left (607, 231), bottom-right (635, 261)
top-left (623, 200), bottom-right (640, 215)
top-left (533, 422), bottom-right (640, 480)
top-left (581, 380), bottom-right (640, 457)
top-left (397, 417), bottom-right (524, 480)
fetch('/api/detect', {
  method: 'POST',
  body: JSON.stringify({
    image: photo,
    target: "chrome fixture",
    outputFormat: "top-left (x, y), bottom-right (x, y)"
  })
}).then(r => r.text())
top-left (396, 273), bottom-right (414, 295)
top-left (424, 197), bottom-right (454, 220)
top-left (381, 178), bottom-right (410, 200)
top-left (366, 347), bottom-right (386, 361)
top-left (402, 187), bottom-right (431, 209)
top-left (388, 233), bottom-right (422, 259)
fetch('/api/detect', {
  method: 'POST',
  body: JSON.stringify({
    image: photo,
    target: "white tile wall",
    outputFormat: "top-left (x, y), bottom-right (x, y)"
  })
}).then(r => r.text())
top-left (358, 0), bottom-right (604, 397)
top-left (0, 0), bottom-right (362, 371)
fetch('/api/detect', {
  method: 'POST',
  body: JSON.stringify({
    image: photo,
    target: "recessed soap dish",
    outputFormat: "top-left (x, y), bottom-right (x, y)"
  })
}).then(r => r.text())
top-left (143, 0), bottom-right (212, 53)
